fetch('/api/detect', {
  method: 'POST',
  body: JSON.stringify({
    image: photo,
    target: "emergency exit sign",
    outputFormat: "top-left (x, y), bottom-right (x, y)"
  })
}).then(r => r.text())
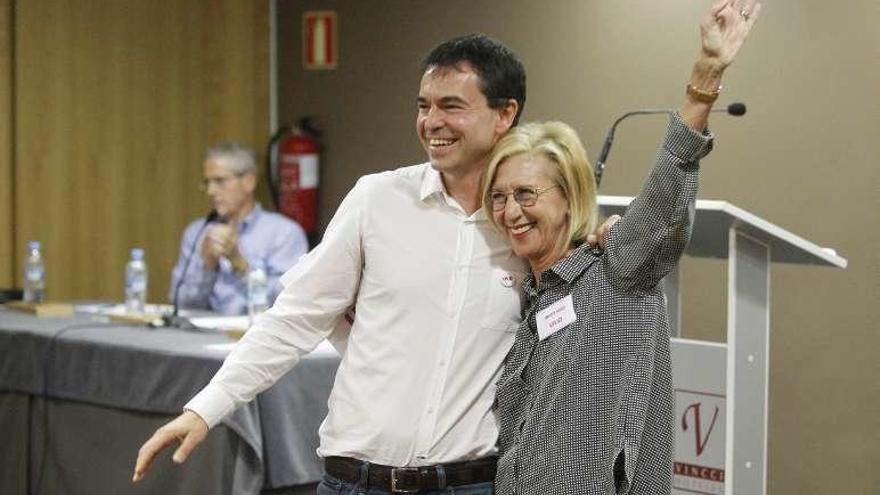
top-left (303, 11), bottom-right (337, 70)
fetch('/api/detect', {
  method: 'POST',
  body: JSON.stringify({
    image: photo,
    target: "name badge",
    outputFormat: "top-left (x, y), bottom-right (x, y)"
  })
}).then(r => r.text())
top-left (536, 295), bottom-right (576, 341)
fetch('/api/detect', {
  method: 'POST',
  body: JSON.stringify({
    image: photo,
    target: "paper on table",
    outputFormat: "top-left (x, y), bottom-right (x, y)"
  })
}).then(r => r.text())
top-left (204, 342), bottom-right (238, 353)
top-left (74, 303), bottom-right (173, 316)
top-left (189, 316), bottom-right (250, 331)
top-left (310, 339), bottom-right (341, 356)
top-left (203, 338), bottom-right (340, 356)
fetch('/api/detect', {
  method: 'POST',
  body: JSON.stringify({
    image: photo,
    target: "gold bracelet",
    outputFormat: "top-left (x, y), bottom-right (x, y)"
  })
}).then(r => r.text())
top-left (686, 83), bottom-right (722, 103)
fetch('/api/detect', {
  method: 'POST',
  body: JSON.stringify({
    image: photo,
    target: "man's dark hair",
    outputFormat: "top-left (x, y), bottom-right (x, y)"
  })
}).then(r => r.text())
top-left (420, 34), bottom-right (526, 126)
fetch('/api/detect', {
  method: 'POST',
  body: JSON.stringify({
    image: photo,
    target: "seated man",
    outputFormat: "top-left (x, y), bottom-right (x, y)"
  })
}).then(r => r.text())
top-left (169, 142), bottom-right (308, 315)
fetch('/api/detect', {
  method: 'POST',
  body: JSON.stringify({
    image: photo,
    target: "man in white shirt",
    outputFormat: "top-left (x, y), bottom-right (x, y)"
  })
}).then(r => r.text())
top-left (135, 34), bottom-right (605, 494)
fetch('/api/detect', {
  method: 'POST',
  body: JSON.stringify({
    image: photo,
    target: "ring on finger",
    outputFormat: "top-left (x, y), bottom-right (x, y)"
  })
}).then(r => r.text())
top-left (740, 8), bottom-right (750, 20)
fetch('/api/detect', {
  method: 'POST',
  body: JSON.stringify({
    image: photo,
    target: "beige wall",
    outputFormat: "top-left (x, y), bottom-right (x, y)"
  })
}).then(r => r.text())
top-left (0, 0), bottom-right (12, 287)
top-left (9, 0), bottom-right (269, 302)
top-left (277, 0), bottom-right (879, 492)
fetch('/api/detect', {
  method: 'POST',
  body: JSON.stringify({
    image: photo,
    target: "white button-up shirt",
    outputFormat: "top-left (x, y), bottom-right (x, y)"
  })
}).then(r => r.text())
top-left (186, 163), bottom-right (528, 466)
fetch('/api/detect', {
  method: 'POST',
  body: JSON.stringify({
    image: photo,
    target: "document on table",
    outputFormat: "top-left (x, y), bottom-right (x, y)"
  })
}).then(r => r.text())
top-left (203, 337), bottom-right (340, 356)
top-left (189, 315), bottom-right (250, 331)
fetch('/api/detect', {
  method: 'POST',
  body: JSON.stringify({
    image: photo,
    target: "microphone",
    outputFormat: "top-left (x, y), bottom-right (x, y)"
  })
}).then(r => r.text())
top-left (205, 209), bottom-right (221, 224)
top-left (593, 102), bottom-right (746, 186)
top-left (161, 210), bottom-right (220, 329)
top-left (725, 102), bottom-right (746, 116)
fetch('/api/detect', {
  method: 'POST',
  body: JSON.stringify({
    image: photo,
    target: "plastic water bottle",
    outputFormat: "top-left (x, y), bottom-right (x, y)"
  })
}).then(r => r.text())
top-left (247, 264), bottom-right (269, 319)
top-left (23, 240), bottom-right (45, 303)
top-left (125, 248), bottom-right (148, 314)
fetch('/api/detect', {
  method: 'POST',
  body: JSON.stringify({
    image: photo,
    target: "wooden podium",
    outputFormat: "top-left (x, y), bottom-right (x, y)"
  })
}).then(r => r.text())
top-left (599, 196), bottom-right (847, 495)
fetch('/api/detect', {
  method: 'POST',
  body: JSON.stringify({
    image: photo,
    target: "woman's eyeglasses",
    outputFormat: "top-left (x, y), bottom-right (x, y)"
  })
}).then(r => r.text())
top-left (488, 185), bottom-right (560, 211)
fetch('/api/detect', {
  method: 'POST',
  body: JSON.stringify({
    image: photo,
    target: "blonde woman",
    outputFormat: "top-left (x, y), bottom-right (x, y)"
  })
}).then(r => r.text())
top-left (484, 2), bottom-right (760, 493)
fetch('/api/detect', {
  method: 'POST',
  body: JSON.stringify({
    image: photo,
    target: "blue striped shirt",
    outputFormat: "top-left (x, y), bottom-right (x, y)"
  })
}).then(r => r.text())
top-left (169, 204), bottom-right (309, 315)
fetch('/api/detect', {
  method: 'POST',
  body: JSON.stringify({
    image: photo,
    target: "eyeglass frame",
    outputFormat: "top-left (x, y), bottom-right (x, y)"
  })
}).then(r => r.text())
top-left (199, 173), bottom-right (245, 192)
top-left (488, 184), bottom-right (561, 211)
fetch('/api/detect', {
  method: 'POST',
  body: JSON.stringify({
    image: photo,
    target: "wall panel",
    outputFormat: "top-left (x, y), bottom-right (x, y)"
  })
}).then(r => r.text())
top-left (0, 0), bottom-right (13, 287)
top-left (14, 0), bottom-right (269, 302)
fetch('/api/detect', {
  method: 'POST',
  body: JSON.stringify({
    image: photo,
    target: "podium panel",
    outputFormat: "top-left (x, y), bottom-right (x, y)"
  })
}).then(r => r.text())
top-left (726, 230), bottom-right (770, 495)
top-left (672, 339), bottom-right (727, 495)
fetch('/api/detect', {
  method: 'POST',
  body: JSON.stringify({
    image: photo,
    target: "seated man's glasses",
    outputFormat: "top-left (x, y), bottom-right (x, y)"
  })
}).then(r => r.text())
top-left (199, 174), bottom-right (242, 191)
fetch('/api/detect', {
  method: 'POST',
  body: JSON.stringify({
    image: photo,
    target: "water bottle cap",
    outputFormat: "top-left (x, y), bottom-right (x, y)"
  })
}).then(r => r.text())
top-left (131, 248), bottom-right (145, 260)
top-left (27, 240), bottom-right (41, 250)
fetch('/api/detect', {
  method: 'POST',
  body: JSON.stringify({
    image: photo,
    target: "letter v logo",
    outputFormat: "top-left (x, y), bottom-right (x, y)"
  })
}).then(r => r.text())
top-left (681, 402), bottom-right (719, 456)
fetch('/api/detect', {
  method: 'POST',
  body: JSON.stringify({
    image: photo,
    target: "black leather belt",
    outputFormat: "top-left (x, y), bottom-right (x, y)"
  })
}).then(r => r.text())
top-left (324, 455), bottom-right (497, 493)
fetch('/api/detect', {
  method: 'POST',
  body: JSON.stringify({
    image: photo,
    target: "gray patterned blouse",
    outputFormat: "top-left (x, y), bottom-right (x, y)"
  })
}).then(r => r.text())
top-left (495, 113), bottom-right (713, 495)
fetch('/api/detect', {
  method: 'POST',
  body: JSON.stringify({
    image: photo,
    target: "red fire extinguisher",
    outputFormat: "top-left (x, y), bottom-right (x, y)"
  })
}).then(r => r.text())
top-left (268, 118), bottom-right (322, 238)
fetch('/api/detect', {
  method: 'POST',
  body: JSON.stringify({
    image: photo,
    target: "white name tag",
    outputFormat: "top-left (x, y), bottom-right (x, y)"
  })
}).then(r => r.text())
top-left (536, 294), bottom-right (576, 341)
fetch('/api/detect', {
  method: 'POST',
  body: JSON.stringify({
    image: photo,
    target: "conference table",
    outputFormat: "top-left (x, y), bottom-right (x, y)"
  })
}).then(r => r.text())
top-left (0, 306), bottom-right (341, 495)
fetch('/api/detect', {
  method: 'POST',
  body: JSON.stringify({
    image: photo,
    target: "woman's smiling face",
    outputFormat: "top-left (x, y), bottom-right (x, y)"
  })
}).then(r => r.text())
top-left (490, 153), bottom-right (571, 276)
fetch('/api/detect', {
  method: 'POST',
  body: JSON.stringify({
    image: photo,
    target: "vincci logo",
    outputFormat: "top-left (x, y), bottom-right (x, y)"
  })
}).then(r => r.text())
top-left (673, 391), bottom-right (726, 495)
top-left (682, 402), bottom-right (720, 456)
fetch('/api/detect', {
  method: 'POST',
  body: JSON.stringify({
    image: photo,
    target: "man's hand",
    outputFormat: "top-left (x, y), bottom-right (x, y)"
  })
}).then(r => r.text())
top-left (200, 223), bottom-right (247, 274)
top-left (132, 410), bottom-right (209, 483)
top-left (586, 215), bottom-right (620, 250)
top-left (199, 227), bottom-right (221, 270)
top-left (205, 223), bottom-right (239, 258)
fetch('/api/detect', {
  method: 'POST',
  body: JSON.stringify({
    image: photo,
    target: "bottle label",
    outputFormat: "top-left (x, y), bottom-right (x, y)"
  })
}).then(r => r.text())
top-left (25, 266), bottom-right (44, 283)
top-left (251, 290), bottom-right (268, 306)
top-left (128, 277), bottom-right (147, 292)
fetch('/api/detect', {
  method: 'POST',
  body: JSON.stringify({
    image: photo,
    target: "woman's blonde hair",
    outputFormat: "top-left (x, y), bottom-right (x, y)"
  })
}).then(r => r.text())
top-left (482, 121), bottom-right (599, 247)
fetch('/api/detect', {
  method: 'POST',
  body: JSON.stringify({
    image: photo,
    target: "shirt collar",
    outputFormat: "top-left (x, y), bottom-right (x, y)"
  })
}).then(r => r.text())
top-left (522, 243), bottom-right (602, 293)
top-left (419, 164), bottom-right (445, 201)
top-left (419, 163), bottom-right (489, 221)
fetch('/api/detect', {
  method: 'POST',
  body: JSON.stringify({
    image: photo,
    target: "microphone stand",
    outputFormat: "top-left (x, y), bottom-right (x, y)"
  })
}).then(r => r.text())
top-left (161, 211), bottom-right (219, 329)
top-left (593, 103), bottom-right (746, 187)
top-left (594, 109), bottom-right (672, 187)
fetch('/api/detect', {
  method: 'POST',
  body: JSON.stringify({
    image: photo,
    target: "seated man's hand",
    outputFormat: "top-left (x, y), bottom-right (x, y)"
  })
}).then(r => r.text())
top-left (199, 228), bottom-right (222, 270)
top-left (201, 223), bottom-right (244, 271)
top-left (205, 223), bottom-right (239, 258)
top-left (586, 215), bottom-right (620, 250)
top-left (132, 410), bottom-right (209, 483)
top-left (205, 222), bottom-right (249, 275)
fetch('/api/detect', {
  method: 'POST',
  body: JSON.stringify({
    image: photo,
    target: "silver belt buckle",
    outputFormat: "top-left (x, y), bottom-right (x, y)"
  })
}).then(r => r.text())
top-left (390, 466), bottom-right (420, 493)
